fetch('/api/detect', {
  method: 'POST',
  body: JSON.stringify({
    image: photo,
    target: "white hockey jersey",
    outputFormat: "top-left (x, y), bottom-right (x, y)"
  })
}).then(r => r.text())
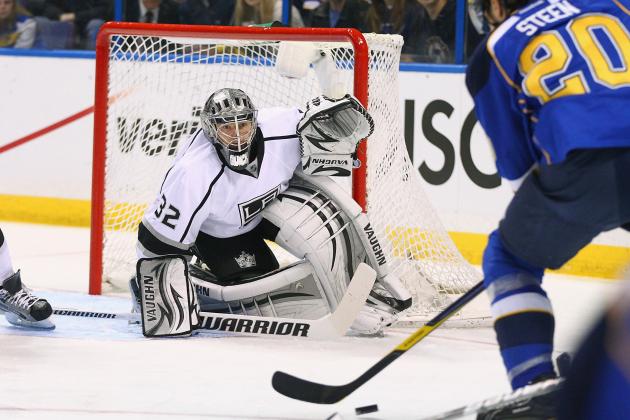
top-left (138, 107), bottom-right (302, 257)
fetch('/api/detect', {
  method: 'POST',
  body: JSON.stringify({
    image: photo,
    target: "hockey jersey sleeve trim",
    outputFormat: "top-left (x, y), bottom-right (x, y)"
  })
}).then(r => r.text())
top-left (136, 241), bottom-right (159, 258)
top-left (179, 164), bottom-right (226, 243)
top-left (139, 219), bottom-right (192, 252)
top-left (613, 0), bottom-right (630, 16)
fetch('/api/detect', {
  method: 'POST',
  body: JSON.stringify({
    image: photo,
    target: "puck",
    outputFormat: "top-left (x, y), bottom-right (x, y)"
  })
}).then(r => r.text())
top-left (355, 404), bottom-right (379, 415)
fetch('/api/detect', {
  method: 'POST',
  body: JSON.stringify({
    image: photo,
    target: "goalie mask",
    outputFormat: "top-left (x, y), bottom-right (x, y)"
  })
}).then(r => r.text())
top-left (201, 88), bottom-right (258, 170)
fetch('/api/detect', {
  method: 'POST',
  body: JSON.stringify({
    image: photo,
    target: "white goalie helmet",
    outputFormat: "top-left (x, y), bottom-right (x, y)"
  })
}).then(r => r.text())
top-left (200, 88), bottom-right (258, 170)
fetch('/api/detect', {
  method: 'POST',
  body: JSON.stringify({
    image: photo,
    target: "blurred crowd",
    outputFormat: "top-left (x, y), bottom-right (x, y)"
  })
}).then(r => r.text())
top-left (0, 0), bottom-right (484, 63)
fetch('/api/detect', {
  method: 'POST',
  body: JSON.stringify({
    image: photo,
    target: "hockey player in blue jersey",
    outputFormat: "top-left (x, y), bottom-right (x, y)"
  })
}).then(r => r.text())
top-left (466, 0), bottom-right (630, 417)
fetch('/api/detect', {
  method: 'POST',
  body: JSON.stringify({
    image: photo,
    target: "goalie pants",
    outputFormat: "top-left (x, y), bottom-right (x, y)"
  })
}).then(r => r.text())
top-left (483, 147), bottom-right (630, 389)
top-left (193, 220), bottom-right (280, 284)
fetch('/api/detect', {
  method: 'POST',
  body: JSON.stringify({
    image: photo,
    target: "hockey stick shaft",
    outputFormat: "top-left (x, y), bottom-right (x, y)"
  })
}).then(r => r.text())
top-left (271, 280), bottom-right (485, 404)
top-left (53, 308), bottom-right (136, 320)
top-left (51, 308), bottom-right (344, 338)
top-left (52, 307), bottom-right (335, 338)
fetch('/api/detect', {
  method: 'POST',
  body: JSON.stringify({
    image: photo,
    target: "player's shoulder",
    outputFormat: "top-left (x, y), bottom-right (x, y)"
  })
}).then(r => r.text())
top-left (465, 33), bottom-right (493, 97)
top-left (487, 1), bottom-right (583, 69)
top-left (170, 130), bottom-right (225, 180)
top-left (257, 107), bottom-right (301, 140)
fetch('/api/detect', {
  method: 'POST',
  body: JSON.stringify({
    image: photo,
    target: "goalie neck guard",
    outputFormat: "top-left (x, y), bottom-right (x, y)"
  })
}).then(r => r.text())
top-left (201, 88), bottom-right (258, 171)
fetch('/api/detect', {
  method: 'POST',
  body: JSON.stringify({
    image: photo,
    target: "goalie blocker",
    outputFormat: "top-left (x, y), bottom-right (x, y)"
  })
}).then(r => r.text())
top-left (136, 255), bottom-right (200, 337)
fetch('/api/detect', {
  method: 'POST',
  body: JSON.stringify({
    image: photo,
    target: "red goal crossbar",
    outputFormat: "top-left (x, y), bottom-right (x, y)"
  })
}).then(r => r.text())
top-left (90, 22), bottom-right (370, 294)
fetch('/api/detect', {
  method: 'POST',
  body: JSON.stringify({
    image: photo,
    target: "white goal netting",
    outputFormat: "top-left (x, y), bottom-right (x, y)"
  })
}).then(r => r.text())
top-left (92, 25), bottom-right (484, 323)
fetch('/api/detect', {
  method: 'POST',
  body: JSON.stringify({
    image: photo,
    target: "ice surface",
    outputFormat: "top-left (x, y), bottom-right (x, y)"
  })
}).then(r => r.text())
top-left (0, 222), bottom-right (622, 419)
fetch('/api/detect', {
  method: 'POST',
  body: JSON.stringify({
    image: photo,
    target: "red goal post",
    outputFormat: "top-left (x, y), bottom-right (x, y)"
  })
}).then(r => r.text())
top-left (91, 23), bottom-right (370, 295)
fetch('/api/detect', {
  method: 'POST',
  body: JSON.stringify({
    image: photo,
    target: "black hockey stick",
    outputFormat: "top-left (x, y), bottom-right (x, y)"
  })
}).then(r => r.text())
top-left (271, 280), bottom-right (485, 404)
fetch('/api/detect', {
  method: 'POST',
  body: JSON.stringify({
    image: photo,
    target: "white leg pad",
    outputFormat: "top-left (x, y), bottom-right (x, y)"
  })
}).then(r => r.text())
top-left (191, 261), bottom-right (332, 320)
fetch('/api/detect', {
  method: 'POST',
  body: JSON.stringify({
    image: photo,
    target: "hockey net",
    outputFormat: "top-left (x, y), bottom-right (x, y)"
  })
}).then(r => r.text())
top-left (91, 23), bottom-right (485, 325)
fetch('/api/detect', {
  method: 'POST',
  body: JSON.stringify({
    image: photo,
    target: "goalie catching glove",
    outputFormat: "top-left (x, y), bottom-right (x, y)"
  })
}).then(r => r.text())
top-left (298, 94), bottom-right (374, 177)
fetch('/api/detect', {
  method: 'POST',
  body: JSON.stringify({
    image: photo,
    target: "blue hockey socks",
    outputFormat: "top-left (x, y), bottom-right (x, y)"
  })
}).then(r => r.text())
top-left (484, 230), bottom-right (556, 390)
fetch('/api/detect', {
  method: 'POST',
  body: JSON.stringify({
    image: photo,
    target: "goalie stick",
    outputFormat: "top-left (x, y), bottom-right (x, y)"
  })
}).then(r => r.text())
top-left (53, 262), bottom-right (376, 339)
top-left (53, 308), bottom-right (137, 321)
top-left (271, 280), bottom-right (485, 404)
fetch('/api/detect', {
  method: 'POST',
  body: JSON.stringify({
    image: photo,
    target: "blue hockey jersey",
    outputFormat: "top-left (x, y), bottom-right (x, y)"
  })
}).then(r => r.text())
top-left (466, 0), bottom-right (630, 181)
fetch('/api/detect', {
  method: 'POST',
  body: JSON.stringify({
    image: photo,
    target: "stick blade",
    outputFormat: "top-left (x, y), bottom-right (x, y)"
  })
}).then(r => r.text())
top-left (271, 371), bottom-right (350, 404)
top-left (327, 262), bottom-right (376, 335)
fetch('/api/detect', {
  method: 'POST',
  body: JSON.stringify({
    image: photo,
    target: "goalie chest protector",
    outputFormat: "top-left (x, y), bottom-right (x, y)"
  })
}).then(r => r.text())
top-left (142, 107), bottom-right (302, 248)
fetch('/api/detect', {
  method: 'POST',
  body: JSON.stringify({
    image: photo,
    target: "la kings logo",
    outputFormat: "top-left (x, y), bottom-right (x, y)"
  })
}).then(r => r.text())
top-left (234, 251), bottom-right (256, 268)
top-left (238, 185), bottom-right (281, 226)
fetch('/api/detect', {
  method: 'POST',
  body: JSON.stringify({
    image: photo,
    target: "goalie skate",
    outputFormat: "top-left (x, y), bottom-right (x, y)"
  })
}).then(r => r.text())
top-left (0, 271), bottom-right (54, 330)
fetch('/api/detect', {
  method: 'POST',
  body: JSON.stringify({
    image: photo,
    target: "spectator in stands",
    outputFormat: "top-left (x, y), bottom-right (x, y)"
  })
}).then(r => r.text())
top-left (24, 0), bottom-right (110, 49)
top-left (307, 0), bottom-right (368, 30)
top-left (365, 0), bottom-right (432, 62)
top-left (298, 1), bottom-right (319, 24)
top-left (178, 0), bottom-right (234, 26)
top-left (0, 0), bottom-right (36, 48)
top-left (416, 0), bottom-right (482, 63)
top-left (120, 0), bottom-right (181, 24)
top-left (232, 0), bottom-right (304, 27)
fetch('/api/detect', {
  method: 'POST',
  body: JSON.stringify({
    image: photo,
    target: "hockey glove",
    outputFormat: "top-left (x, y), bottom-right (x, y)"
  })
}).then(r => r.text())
top-left (298, 94), bottom-right (374, 177)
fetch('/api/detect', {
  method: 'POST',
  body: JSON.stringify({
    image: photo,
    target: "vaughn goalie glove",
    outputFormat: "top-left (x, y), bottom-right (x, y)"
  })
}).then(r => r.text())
top-left (298, 94), bottom-right (374, 177)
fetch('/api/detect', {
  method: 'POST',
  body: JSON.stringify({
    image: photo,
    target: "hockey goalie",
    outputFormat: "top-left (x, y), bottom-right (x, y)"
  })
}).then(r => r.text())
top-left (130, 88), bottom-right (412, 338)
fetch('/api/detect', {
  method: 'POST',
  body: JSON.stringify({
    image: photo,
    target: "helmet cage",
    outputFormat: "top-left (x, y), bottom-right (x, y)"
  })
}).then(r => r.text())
top-left (200, 88), bottom-right (258, 170)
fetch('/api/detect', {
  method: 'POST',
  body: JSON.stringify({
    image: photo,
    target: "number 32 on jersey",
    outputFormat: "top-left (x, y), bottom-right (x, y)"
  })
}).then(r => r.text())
top-left (154, 194), bottom-right (181, 229)
top-left (520, 14), bottom-right (630, 103)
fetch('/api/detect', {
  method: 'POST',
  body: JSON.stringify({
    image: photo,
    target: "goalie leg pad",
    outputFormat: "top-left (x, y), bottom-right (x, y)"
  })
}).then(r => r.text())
top-left (136, 255), bottom-right (200, 337)
top-left (263, 184), bottom-right (365, 309)
top-left (191, 261), bottom-right (331, 320)
top-left (293, 173), bottom-right (412, 306)
top-left (263, 180), bottom-right (411, 335)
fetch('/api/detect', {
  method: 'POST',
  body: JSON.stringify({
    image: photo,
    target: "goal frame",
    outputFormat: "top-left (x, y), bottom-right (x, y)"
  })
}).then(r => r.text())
top-left (90, 22), bottom-right (371, 295)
